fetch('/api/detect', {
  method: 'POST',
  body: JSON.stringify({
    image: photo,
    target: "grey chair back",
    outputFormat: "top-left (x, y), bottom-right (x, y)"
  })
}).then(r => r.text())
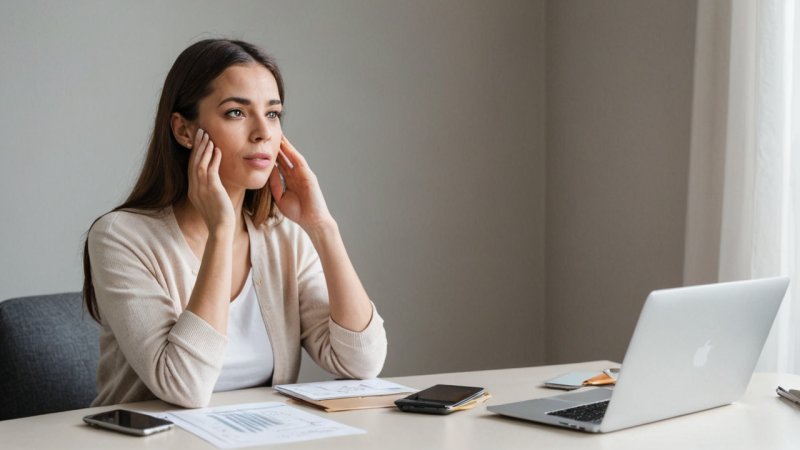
top-left (0, 292), bottom-right (100, 420)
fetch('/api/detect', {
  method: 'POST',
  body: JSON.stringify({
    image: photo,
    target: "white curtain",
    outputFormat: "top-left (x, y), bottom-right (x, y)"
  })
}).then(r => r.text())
top-left (685, 0), bottom-right (800, 373)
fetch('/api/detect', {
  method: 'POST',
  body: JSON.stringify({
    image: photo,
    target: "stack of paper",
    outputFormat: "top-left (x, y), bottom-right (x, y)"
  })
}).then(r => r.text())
top-left (274, 379), bottom-right (417, 412)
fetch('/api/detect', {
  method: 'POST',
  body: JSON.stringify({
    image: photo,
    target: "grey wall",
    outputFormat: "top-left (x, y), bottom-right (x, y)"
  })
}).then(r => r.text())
top-left (545, 0), bottom-right (697, 363)
top-left (0, 0), bottom-right (547, 380)
top-left (1, 0), bottom-right (698, 378)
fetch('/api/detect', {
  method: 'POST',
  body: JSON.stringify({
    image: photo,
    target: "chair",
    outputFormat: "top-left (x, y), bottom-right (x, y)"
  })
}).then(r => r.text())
top-left (0, 292), bottom-right (100, 420)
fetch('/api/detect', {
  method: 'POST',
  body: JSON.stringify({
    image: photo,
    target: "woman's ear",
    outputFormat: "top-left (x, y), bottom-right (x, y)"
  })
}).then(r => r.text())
top-left (170, 112), bottom-right (195, 149)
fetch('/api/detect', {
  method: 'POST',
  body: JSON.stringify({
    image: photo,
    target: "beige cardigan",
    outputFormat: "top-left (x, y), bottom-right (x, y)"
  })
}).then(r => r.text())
top-left (88, 207), bottom-right (387, 408)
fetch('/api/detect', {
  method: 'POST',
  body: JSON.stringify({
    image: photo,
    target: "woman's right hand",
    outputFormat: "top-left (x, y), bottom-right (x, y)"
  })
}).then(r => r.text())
top-left (187, 129), bottom-right (235, 232)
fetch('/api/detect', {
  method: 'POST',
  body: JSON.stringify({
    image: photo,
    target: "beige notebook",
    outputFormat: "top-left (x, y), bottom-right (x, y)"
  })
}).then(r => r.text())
top-left (283, 393), bottom-right (411, 412)
top-left (274, 379), bottom-right (418, 412)
top-left (283, 391), bottom-right (492, 413)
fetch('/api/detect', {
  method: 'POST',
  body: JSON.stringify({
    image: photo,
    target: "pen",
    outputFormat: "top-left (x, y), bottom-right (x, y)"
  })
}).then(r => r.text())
top-left (583, 372), bottom-right (615, 386)
top-left (776, 386), bottom-right (800, 407)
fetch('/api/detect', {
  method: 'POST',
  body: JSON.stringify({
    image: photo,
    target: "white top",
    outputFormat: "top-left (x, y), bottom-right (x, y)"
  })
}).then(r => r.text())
top-left (213, 269), bottom-right (274, 392)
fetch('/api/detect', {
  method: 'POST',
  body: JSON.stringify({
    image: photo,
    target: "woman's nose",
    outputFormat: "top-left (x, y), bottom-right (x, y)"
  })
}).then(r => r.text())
top-left (250, 116), bottom-right (272, 143)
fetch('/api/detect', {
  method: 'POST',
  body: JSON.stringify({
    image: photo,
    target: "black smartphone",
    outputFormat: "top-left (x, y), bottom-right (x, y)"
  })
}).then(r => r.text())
top-left (395, 384), bottom-right (485, 414)
top-left (83, 409), bottom-right (174, 436)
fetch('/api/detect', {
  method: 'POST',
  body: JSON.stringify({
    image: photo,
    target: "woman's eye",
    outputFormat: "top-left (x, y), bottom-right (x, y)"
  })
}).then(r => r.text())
top-left (225, 109), bottom-right (244, 118)
top-left (267, 111), bottom-right (282, 120)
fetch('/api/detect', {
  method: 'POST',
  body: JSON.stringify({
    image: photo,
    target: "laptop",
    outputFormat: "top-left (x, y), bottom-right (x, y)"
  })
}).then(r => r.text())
top-left (488, 277), bottom-right (790, 433)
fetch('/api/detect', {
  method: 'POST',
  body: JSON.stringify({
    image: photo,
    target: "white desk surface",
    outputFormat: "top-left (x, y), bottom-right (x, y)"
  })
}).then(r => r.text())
top-left (4, 360), bottom-right (800, 449)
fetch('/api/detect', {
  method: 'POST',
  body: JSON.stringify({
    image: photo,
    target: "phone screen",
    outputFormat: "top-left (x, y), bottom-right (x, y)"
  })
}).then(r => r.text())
top-left (84, 409), bottom-right (173, 432)
top-left (411, 384), bottom-right (484, 405)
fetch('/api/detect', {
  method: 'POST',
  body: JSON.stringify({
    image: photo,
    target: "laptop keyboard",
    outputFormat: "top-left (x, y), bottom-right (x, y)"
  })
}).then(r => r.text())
top-left (547, 400), bottom-right (610, 424)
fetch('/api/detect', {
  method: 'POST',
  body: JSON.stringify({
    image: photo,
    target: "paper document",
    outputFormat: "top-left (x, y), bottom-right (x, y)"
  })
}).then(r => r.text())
top-left (274, 379), bottom-right (417, 401)
top-left (543, 371), bottom-right (602, 390)
top-left (165, 402), bottom-right (364, 449)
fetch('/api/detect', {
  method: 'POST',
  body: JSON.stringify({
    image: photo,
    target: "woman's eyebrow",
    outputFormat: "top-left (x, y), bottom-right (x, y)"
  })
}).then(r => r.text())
top-left (218, 97), bottom-right (282, 107)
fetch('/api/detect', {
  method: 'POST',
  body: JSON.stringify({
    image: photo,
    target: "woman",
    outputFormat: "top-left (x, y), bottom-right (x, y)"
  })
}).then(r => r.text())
top-left (83, 39), bottom-right (387, 408)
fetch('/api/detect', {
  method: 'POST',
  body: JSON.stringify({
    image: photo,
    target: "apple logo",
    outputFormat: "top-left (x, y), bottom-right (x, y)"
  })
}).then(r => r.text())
top-left (693, 340), bottom-right (714, 367)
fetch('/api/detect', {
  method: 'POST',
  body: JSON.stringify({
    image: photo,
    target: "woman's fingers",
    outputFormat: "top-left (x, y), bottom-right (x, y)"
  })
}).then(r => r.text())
top-left (190, 129), bottom-right (207, 168)
top-left (187, 129), bottom-right (223, 193)
top-left (269, 135), bottom-right (333, 228)
top-left (268, 164), bottom-right (284, 202)
top-left (277, 151), bottom-right (294, 176)
top-left (208, 148), bottom-right (222, 184)
top-left (188, 129), bottom-right (216, 182)
top-left (183, 129), bottom-right (235, 229)
top-left (279, 135), bottom-right (307, 168)
top-left (279, 150), bottom-right (294, 169)
top-left (198, 134), bottom-right (214, 173)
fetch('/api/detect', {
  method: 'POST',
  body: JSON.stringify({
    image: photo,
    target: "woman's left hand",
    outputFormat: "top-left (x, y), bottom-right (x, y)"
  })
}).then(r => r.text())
top-left (269, 135), bottom-right (334, 230)
top-left (271, 136), bottom-right (374, 334)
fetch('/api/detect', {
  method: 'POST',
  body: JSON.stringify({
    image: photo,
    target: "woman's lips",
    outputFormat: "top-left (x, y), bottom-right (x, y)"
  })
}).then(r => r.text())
top-left (244, 153), bottom-right (272, 169)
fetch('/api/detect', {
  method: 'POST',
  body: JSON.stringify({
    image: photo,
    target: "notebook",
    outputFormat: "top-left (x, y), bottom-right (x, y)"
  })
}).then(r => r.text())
top-left (488, 277), bottom-right (790, 433)
top-left (274, 379), bottom-right (416, 412)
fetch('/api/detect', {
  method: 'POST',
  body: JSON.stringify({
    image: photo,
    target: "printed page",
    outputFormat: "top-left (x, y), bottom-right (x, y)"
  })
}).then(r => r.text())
top-left (165, 402), bottom-right (364, 449)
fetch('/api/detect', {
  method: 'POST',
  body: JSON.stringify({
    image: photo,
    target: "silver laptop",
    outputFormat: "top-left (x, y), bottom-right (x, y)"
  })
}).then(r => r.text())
top-left (488, 277), bottom-right (790, 433)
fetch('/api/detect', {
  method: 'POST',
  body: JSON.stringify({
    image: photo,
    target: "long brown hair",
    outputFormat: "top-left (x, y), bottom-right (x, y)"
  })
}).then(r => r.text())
top-left (83, 39), bottom-right (285, 322)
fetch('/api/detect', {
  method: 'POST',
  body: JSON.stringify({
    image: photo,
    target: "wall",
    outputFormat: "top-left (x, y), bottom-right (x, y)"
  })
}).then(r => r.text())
top-left (545, 0), bottom-right (697, 363)
top-left (0, 0), bottom-right (699, 378)
top-left (0, 0), bottom-right (547, 380)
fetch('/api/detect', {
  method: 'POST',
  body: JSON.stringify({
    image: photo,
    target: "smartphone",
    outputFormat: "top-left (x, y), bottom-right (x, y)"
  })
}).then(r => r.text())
top-left (83, 409), bottom-right (174, 436)
top-left (395, 384), bottom-right (485, 414)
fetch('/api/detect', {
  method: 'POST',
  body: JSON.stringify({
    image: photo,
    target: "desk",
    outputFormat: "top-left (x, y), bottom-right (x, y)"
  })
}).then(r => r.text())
top-left (4, 360), bottom-right (800, 449)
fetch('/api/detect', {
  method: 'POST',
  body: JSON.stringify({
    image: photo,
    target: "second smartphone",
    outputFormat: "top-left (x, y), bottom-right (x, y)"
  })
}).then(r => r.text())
top-left (395, 384), bottom-right (485, 414)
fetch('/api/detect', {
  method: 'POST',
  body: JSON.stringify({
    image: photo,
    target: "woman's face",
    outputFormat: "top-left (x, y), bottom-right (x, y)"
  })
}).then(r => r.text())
top-left (193, 63), bottom-right (283, 192)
